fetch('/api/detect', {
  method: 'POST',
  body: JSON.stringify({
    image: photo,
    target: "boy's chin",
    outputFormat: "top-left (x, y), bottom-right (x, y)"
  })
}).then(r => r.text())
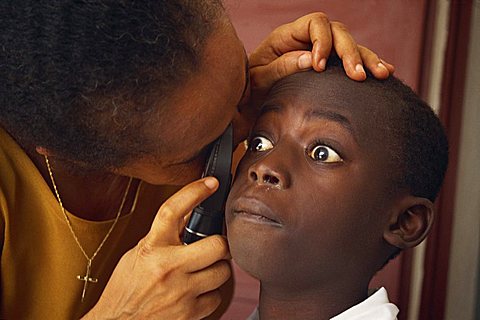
top-left (228, 229), bottom-right (281, 283)
top-left (230, 244), bottom-right (264, 282)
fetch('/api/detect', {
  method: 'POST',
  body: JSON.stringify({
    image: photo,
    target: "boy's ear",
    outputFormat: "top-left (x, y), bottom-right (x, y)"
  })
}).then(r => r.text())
top-left (383, 196), bottom-right (435, 249)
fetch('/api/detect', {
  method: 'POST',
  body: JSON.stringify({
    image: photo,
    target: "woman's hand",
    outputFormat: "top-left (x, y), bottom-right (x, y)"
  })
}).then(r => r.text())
top-left (249, 12), bottom-right (395, 92)
top-left (233, 12), bottom-right (395, 144)
top-left (82, 178), bottom-right (231, 320)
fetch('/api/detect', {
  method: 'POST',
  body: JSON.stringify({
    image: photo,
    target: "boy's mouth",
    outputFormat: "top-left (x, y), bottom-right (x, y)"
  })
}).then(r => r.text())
top-left (231, 197), bottom-right (283, 227)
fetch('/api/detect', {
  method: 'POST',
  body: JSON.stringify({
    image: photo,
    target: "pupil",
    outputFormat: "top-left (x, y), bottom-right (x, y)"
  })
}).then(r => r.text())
top-left (315, 147), bottom-right (328, 160)
top-left (254, 139), bottom-right (262, 151)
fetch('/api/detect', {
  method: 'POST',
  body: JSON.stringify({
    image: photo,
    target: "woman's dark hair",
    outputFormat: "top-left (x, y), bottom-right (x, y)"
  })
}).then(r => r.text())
top-left (0, 0), bottom-right (225, 169)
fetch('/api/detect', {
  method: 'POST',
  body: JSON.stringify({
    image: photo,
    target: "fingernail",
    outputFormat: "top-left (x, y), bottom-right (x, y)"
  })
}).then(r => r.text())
top-left (318, 58), bottom-right (326, 71)
top-left (377, 62), bottom-right (388, 71)
top-left (355, 64), bottom-right (365, 74)
top-left (204, 177), bottom-right (218, 189)
top-left (298, 53), bottom-right (312, 70)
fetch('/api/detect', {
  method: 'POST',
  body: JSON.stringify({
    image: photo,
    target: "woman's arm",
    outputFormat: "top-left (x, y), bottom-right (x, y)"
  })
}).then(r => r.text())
top-left (233, 12), bottom-right (395, 144)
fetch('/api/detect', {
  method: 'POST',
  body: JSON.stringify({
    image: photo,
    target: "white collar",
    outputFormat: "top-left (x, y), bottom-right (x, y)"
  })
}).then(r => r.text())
top-left (330, 287), bottom-right (398, 320)
top-left (247, 287), bottom-right (398, 320)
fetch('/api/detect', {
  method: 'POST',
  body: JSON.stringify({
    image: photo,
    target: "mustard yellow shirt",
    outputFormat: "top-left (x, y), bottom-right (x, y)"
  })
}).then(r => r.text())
top-left (0, 127), bottom-right (180, 319)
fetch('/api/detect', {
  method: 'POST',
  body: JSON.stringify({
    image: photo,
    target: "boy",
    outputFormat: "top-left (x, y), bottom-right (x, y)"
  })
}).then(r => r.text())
top-left (225, 57), bottom-right (448, 320)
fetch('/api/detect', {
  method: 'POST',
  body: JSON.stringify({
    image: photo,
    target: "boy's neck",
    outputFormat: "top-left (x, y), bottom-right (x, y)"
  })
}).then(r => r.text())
top-left (257, 281), bottom-right (370, 320)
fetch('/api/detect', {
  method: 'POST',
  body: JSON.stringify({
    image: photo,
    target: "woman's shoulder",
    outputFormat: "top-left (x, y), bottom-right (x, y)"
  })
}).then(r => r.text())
top-left (0, 126), bottom-right (53, 216)
top-left (0, 126), bottom-right (36, 178)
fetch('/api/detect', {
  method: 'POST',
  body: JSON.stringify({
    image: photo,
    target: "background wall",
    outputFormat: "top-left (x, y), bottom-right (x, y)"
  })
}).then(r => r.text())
top-left (225, 0), bottom-right (429, 89)
top-left (444, 2), bottom-right (480, 319)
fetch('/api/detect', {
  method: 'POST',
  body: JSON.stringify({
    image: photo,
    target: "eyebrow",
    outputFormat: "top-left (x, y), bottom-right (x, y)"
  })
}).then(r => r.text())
top-left (260, 104), bottom-right (281, 115)
top-left (306, 109), bottom-right (354, 135)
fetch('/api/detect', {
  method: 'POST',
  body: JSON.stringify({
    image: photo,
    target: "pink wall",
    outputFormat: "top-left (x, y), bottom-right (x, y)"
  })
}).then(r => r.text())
top-left (225, 0), bottom-right (428, 90)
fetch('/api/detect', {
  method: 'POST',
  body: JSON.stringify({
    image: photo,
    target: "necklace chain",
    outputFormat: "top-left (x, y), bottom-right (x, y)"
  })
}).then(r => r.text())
top-left (44, 155), bottom-right (132, 301)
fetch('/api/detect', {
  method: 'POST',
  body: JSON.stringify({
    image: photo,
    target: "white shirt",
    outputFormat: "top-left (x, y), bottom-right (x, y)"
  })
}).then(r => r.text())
top-left (331, 287), bottom-right (398, 320)
top-left (246, 287), bottom-right (399, 320)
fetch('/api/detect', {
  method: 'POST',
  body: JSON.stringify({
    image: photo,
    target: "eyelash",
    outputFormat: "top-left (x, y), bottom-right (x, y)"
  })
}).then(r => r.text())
top-left (308, 139), bottom-right (343, 159)
top-left (247, 134), bottom-right (344, 162)
top-left (247, 131), bottom-right (272, 144)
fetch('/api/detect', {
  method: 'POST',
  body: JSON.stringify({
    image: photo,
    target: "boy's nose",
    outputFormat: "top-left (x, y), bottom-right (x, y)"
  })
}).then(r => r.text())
top-left (247, 162), bottom-right (290, 189)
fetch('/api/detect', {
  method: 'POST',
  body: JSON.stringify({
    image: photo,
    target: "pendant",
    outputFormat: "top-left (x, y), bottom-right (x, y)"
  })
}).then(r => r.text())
top-left (77, 259), bottom-right (98, 302)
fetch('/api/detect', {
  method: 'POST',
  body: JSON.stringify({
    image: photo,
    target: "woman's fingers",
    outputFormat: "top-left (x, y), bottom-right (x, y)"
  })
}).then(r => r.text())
top-left (309, 16), bottom-right (332, 71)
top-left (188, 259), bottom-right (232, 294)
top-left (249, 12), bottom-right (331, 68)
top-left (358, 45), bottom-right (395, 79)
top-left (195, 290), bottom-right (223, 320)
top-left (250, 50), bottom-right (312, 92)
top-left (330, 21), bottom-right (366, 81)
top-left (144, 177), bottom-right (219, 247)
top-left (178, 235), bottom-right (231, 273)
top-left (249, 12), bottom-right (395, 87)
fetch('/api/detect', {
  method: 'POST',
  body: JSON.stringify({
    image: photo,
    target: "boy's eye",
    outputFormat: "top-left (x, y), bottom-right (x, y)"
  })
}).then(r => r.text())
top-left (249, 136), bottom-right (273, 152)
top-left (308, 145), bottom-right (343, 163)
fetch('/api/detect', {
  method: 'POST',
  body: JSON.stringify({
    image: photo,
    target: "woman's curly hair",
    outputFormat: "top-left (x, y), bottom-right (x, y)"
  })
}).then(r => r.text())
top-left (0, 0), bottom-right (224, 169)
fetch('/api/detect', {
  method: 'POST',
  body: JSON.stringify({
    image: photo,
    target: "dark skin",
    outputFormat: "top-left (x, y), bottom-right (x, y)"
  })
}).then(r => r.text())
top-left (29, 14), bottom-right (395, 222)
top-left (226, 70), bottom-right (434, 320)
top-left (19, 12), bottom-right (396, 319)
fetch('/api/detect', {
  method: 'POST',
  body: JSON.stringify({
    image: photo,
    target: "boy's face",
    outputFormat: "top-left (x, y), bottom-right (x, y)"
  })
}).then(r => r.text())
top-left (226, 71), bottom-right (399, 291)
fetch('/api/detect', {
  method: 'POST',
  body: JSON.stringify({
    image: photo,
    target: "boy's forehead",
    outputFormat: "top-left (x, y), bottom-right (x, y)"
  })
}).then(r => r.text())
top-left (263, 70), bottom-right (392, 132)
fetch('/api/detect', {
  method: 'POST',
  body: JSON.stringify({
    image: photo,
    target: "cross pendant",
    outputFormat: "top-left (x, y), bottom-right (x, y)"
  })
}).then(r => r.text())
top-left (77, 259), bottom-right (98, 302)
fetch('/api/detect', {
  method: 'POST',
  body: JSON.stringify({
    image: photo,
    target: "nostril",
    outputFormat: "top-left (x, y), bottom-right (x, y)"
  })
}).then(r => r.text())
top-left (263, 175), bottom-right (279, 185)
top-left (250, 171), bottom-right (258, 181)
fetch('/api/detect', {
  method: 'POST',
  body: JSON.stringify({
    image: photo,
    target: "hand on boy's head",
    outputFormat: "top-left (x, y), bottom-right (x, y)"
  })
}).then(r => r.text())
top-left (242, 13), bottom-right (395, 145)
top-left (248, 13), bottom-right (395, 94)
top-left (225, 61), bottom-right (447, 291)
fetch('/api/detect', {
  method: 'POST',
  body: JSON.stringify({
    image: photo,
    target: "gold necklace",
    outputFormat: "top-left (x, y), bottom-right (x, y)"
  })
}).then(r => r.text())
top-left (44, 155), bottom-right (133, 302)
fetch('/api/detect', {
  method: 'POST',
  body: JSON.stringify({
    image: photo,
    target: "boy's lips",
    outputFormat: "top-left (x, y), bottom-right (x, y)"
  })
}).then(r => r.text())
top-left (232, 196), bottom-right (283, 227)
